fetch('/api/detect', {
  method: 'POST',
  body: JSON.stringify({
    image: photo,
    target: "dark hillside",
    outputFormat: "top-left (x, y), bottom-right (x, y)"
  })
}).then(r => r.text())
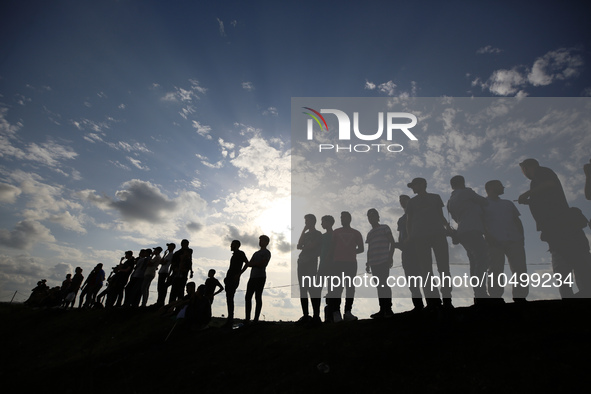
top-left (1, 300), bottom-right (589, 393)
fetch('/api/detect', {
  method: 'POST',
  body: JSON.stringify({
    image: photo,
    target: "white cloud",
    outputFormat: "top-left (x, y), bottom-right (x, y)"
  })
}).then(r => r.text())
top-left (26, 140), bottom-right (78, 167)
top-left (217, 18), bottom-right (226, 36)
top-left (0, 182), bottom-right (22, 203)
top-left (10, 170), bottom-right (83, 223)
top-left (0, 254), bottom-right (53, 290)
top-left (378, 80), bottom-right (397, 96)
top-left (161, 79), bottom-right (207, 103)
top-left (108, 141), bottom-right (151, 153)
top-left (77, 180), bottom-right (209, 241)
top-left (192, 120), bottom-right (213, 139)
top-left (242, 82), bottom-right (255, 91)
top-left (262, 107), bottom-right (278, 116)
top-left (527, 48), bottom-right (583, 86)
top-left (487, 68), bottom-right (526, 96)
top-left (475, 48), bottom-right (584, 96)
top-left (202, 160), bottom-right (223, 169)
top-left (48, 211), bottom-right (86, 233)
top-left (161, 92), bottom-right (177, 102)
top-left (110, 160), bottom-right (131, 171)
top-left (365, 80), bottom-right (417, 97)
top-left (476, 45), bottom-right (502, 54)
top-left (70, 117), bottom-right (116, 133)
top-left (0, 220), bottom-right (55, 250)
top-left (0, 107), bottom-right (26, 160)
top-left (79, 179), bottom-right (176, 223)
top-left (230, 134), bottom-right (290, 191)
top-left (218, 138), bottom-right (235, 150)
top-left (127, 157), bottom-right (149, 171)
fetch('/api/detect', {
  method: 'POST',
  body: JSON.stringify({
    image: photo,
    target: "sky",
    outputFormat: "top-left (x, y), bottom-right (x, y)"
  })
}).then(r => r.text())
top-left (1, 0), bottom-right (590, 320)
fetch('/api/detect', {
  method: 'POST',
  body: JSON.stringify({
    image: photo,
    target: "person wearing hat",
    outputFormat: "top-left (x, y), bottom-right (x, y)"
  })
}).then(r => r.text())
top-left (405, 177), bottom-right (453, 310)
top-left (483, 180), bottom-right (528, 303)
top-left (155, 243), bottom-right (175, 307)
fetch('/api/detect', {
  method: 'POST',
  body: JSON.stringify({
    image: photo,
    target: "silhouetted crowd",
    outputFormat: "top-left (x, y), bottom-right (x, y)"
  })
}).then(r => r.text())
top-left (24, 235), bottom-right (271, 330)
top-left (24, 158), bottom-right (591, 328)
top-left (294, 158), bottom-right (591, 325)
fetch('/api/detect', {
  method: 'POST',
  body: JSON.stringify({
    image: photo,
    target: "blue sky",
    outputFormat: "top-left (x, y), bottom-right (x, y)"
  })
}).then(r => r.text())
top-left (1, 0), bottom-right (590, 319)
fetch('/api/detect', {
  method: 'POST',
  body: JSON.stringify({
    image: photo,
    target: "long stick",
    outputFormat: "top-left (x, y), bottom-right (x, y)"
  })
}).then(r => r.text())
top-left (165, 320), bottom-right (178, 342)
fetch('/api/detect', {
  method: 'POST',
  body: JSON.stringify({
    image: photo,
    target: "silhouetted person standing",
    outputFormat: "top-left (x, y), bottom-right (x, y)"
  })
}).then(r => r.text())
top-left (318, 215), bottom-right (337, 322)
top-left (329, 211), bottom-right (364, 321)
top-left (397, 195), bottom-right (424, 311)
top-left (518, 158), bottom-right (591, 297)
top-left (245, 235), bottom-right (271, 323)
top-left (484, 180), bottom-right (528, 302)
top-left (448, 175), bottom-right (489, 303)
top-left (65, 267), bottom-right (84, 309)
top-left (366, 208), bottom-right (395, 318)
top-left (169, 239), bottom-right (194, 303)
top-left (224, 240), bottom-right (248, 327)
top-left (141, 247), bottom-right (161, 307)
top-left (155, 243), bottom-right (175, 307)
top-left (296, 214), bottom-right (322, 325)
top-left (406, 178), bottom-right (453, 309)
top-left (106, 251), bottom-right (134, 308)
top-left (125, 248), bottom-right (149, 307)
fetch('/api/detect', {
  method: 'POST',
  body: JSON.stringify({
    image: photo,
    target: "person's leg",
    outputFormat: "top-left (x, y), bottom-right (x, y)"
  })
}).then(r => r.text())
top-left (401, 244), bottom-right (423, 306)
top-left (156, 273), bottom-right (168, 306)
top-left (245, 279), bottom-right (255, 321)
top-left (297, 262), bottom-right (317, 319)
top-left (565, 230), bottom-right (591, 297)
top-left (505, 241), bottom-right (529, 300)
top-left (140, 276), bottom-right (154, 307)
top-left (432, 234), bottom-right (452, 303)
top-left (343, 261), bottom-right (357, 314)
top-left (253, 277), bottom-right (266, 321)
top-left (487, 243), bottom-right (506, 299)
top-left (225, 278), bottom-right (238, 322)
top-left (459, 231), bottom-right (489, 299)
top-left (413, 237), bottom-right (441, 306)
top-left (371, 262), bottom-right (392, 313)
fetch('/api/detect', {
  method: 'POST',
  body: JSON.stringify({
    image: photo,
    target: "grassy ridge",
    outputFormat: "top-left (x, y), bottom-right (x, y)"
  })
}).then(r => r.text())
top-left (1, 300), bottom-right (589, 393)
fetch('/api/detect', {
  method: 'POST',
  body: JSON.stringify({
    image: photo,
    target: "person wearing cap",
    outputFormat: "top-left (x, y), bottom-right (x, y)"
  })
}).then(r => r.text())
top-left (447, 175), bottom-right (489, 303)
top-left (518, 158), bottom-right (591, 298)
top-left (155, 243), bottom-right (175, 307)
top-left (406, 177), bottom-right (453, 310)
top-left (483, 180), bottom-right (528, 302)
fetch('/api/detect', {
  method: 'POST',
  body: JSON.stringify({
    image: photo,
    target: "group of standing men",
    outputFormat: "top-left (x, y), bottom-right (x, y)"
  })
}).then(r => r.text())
top-left (295, 158), bottom-right (591, 321)
top-left (104, 239), bottom-right (195, 308)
